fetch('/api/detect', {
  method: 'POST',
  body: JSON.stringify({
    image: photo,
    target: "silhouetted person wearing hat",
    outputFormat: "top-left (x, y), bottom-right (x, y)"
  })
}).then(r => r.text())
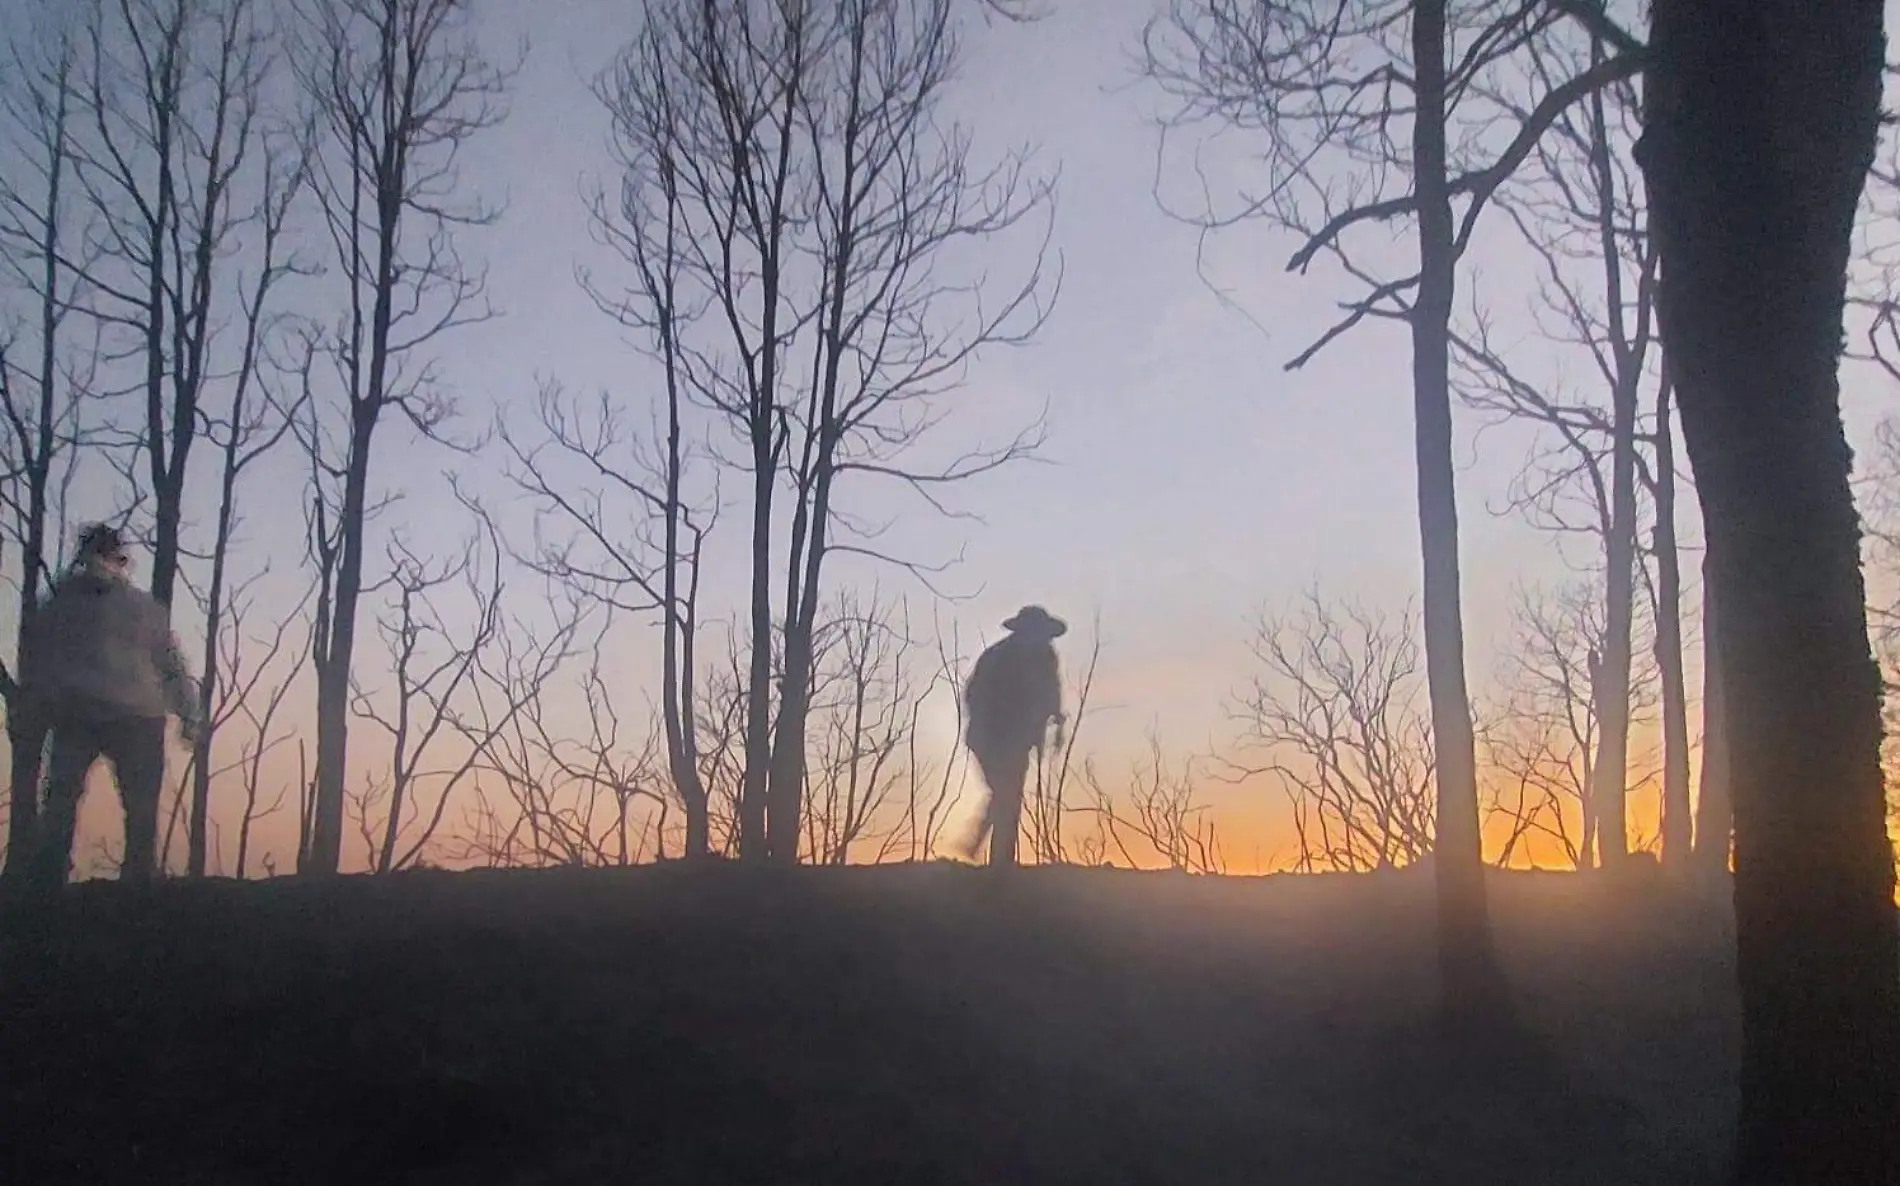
top-left (18, 524), bottom-right (202, 888)
top-left (959, 605), bottom-right (1067, 867)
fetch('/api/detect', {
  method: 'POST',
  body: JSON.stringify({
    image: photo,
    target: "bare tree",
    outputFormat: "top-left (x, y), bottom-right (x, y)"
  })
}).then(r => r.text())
top-left (183, 128), bottom-right (308, 876)
top-left (0, 13), bottom-right (92, 874)
top-left (897, 611), bottom-right (972, 861)
top-left (689, 622), bottom-right (753, 858)
top-left (799, 591), bottom-right (921, 864)
top-left (1640, 0), bottom-right (1898, 1178)
top-left (65, 0), bottom-right (277, 612)
top-left (496, 379), bottom-right (718, 857)
top-left (1481, 585), bottom-right (1601, 869)
top-left (160, 566), bottom-right (304, 872)
top-left (592, 0), bottom-right (1055, 863)
top-left (758, 0), bottom-right (1055, 864)
top-left (1451, 31), bottom-right (1673, 870)
top-left (350, 511), bottom-right (575, 874)
top-left (290, 0), bottom-right (516, 874)
top-left (1481, 582), bottom-right (1660, 870)
top-left (220, 585), bottom-right (308, 877)
top-left (1229, 591), bottom-right (1435, 873)
top-left (1021, 616), bottom-right (1099, 866)
top-left (453, 619), bottom-right (672, 870)
top-left (349, 534), bottom-right (497, 873)
top-left (1144, 0), bottom-right (1643, 1017)
top-left (1078, 733), bottom-right (1224, 875)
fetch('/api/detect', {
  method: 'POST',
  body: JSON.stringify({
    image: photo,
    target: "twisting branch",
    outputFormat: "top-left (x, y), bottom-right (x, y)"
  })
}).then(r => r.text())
top-left (1225, 589), bottom-right (1434, 874)
top-left (349, 496), bottom-right (581, 874)
top-left (799, 589), bottom-right (924, 865)
top-left (1076, 733), bottom-right (1224, 875)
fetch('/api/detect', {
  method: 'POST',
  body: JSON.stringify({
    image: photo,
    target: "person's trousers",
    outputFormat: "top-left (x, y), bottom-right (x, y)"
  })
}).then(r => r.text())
top-left (30, 711), bottom-right (167, 889)
top-left (971, 744), bottom-right (1032, 867)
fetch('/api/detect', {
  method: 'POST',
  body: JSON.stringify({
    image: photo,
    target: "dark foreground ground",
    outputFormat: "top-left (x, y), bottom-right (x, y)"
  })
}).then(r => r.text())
top-left (0, 863), bottom-right (1737, 1185)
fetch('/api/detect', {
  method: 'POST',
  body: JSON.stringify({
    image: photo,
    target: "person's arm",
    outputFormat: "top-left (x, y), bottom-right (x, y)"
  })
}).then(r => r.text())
top-left (1034, 652), bottom-right (1064, 749)
top-left (153, 617), bottom-right (204, 741)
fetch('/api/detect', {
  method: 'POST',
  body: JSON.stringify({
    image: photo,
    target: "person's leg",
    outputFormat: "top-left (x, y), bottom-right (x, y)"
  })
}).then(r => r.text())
top-left (33, 719), bottom-right (102, 890)
top-left (103, 717), bottom-right (167, 883)
top-left (988, 747), bottom-right (1031, 869)
top-left (959, 746), bottom-right (999, 859)
top-left (4, 702), bottom-right (48, 880)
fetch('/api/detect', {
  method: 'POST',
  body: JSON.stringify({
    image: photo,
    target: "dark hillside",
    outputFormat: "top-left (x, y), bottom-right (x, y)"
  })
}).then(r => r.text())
top-left (0, 865), bottom-right (1736, 1184)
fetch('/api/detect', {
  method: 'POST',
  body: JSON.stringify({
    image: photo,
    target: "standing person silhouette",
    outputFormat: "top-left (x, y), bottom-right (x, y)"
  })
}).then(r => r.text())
top-left (959, 605), bottom-right (1067, 867)
top-left (19, 524), bottom-right (202, 888)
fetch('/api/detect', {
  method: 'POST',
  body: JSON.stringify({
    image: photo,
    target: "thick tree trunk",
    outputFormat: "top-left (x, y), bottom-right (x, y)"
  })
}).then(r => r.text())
top-left (1410, 0), bottom-right (1504, 1026)
top-left (1692, 560), bottom-right (1731, 875)
top-left (766, 454), bottom-right (838, 866)
top-left (1652, 369), bottom-right (1694, 869)
top-left (765, 469), bottom-right (818, 865)
top-left (1643, 1), bottom-right (1899, 1181)
top-left (766, 639), bottom-right (812, 864)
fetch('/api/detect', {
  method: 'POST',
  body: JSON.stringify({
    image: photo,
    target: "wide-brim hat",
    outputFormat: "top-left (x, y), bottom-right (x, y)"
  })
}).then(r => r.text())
top-left (1003, 604), bottom-right (1067, 638)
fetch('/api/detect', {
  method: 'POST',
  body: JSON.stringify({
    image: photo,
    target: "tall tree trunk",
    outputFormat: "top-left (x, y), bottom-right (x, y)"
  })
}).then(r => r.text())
top-left (1693, 562), bottom-right (1731, 874)
top-left (185, 178), bottom-right (290, 877)
top-left (1651, 368), bottom-right (1694, 869)
top-left (659, 350), bottom-right (708, 860)
top-left (1643, 1), bottom-right (1899, 1180)
top-left (186, 446), bottom-right (237, 877)
top-left (766, 618), bottom-right (814, 864)
top-left (141, 34), bottom-right (181, 612)
top-left (736, 71), bottom-right (799, 864)
top-left (765, 453), bottom-right (819, 864)
top-left (739, 451), bottom-right (775, 862)
top-left (1591, 375), bottom-right (1639, 868)
top-left (3, 59), bottom-right (72, 878)
top-left (766, 426), bottom-right (840, 866)
top-left (1586, 67), bottom-right (1642, 871)
top-left (1410, 0), bottom-right (1504, 1025)
top-left (306, 410), bottom-right (377, 874)
top-left (306, 131), bottom-right (405, 875)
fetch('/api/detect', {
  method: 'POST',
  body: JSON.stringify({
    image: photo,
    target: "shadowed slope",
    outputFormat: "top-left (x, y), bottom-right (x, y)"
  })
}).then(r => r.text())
top-left (0, 865), bottom-right (1734, 1185)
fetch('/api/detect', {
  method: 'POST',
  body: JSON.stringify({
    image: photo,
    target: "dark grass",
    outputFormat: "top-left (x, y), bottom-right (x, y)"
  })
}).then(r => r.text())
top-left (0, 863), bottom-right (1737, 1185)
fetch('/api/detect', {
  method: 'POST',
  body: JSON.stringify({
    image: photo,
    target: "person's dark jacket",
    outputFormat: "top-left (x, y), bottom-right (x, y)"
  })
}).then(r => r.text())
top-left (964, 633), bottom-right (1063, 757)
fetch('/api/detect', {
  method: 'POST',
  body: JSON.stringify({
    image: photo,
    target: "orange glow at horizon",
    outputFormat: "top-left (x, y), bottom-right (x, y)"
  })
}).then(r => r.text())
top-left (0, 729), bottom-right (1686, 881)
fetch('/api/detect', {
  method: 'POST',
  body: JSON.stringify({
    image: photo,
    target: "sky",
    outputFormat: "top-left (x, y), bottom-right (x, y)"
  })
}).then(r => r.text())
top-left (372, 0), bottom-right (1661, 862)
top-left (15, 0), bottom-right (1900, 874)
top-left (437, 0), bottom-right (1607, 721)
